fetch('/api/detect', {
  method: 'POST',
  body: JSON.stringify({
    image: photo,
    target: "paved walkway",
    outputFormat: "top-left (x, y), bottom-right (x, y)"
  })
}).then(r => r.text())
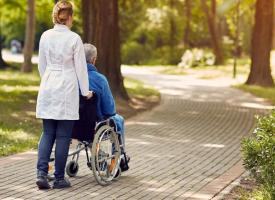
top-left (0, 67), bottom-right (272, 200)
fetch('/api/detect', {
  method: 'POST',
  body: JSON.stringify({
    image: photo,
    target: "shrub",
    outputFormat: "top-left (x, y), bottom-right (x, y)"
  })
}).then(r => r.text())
top-left (241, 109), bottom-right (275, 199)
top-left (177, 48), bottom-right (215, 68)
top-left (149, 46), bottom-right (185, 65)
top-left (121, 41), bottom-right (151, 65)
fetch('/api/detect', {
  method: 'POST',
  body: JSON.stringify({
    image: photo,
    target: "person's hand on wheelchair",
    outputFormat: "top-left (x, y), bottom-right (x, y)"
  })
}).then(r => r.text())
top-left (85, 91), bottom-right (94, 99)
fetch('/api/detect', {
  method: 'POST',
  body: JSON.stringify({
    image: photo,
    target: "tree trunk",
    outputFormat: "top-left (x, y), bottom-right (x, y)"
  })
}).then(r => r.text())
top-left (273, 2), bottom-right (275, 49)
top-left (246, 0), bottom-right (274, 87)
top-left (21, 0), bottom-right (36, 72)
top-left (201, 0), bottom-right (224, 65)
top-left (273, 24), bottom-right (275, 50)
top-left (0, 37), bottom-right (8, 69)
top-left (0, 12), bottom-right (8, 69)
top-left (183, 0), bottom-right (191, 47)
top-left (82, 0), bottom-right (94, 43)
top-left (90, 0), bottom-right (129, 99)
top-left (169, 0), bottom-right (177, 64)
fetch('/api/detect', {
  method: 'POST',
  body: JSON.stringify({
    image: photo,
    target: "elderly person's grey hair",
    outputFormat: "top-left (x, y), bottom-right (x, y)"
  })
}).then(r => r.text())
top-left (83, 43), bottom-right (97, 63)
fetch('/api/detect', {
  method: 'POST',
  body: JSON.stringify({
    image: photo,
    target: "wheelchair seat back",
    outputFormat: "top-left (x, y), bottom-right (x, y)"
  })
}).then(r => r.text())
top-left (71, 95), bottom-right (98, 142)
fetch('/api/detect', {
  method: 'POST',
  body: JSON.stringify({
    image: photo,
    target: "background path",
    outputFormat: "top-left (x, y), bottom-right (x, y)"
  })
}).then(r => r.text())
top-left (0, 66), bottom-right (272, 200)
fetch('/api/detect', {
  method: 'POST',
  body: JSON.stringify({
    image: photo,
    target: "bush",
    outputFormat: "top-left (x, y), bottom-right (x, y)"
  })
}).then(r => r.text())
top-left (121, 41), bottom-right (151, 65)
top-left (177, 48), bottom-right (215, 68)
top-left (149, 46), bottom-right (185, 65)
top-left (241, 109), bottom-right (275, 199)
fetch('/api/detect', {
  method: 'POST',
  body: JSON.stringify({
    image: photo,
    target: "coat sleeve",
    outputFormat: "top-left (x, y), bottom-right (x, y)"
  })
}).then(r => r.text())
top-left (38, 35), bottom-right (47, 77)
top-left (100, 77), bottom-right (116, 117)
top-left (73, 36), bottom-right (89, 96)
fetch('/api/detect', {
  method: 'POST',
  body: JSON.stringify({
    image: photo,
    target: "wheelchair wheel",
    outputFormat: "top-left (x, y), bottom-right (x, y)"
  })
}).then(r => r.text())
top-left (66, 160), bottom-right (79, 177)
top-left (91, 125), bottom-right (121, 186)
top-left (113, 167), bottom-right (122, 181)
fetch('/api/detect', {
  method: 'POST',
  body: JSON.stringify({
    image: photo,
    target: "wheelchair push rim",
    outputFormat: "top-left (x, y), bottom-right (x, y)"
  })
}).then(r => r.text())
top-left (91, 125), bottom-right (121, 186)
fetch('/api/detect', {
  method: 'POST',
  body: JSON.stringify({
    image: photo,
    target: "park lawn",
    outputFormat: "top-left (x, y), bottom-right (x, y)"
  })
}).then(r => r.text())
top-left (160, 57), bottom-right (252, 78)
top-left (0, 65), bottom-right (40, 156)
top-left (159, 50), bottom-right (275, 79)
top-left (0, 64), bottom-right (160, 157)
top-left (124, 78), bottom-right (160, 100)
top-left (222, 176), bottom-right (268, 200)
top-left (234, 85), bottom-right (275, 105)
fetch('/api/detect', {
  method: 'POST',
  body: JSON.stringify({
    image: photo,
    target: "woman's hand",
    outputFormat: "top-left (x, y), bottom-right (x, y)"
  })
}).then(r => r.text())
top-left (86, 91), bottom-right (94, 99)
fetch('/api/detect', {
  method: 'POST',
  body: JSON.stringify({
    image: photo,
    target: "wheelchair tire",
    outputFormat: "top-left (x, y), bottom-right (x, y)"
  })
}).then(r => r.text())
top-left (113, 167), bottom-right (121, 181)
top-left (91, 125), bottom-right (121, 186)
top-left (66, 160), bottom-right (79, 177)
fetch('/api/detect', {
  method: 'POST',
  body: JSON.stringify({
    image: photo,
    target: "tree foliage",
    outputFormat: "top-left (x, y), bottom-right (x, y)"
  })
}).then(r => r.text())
top-left (0, 0), bottom-right (259, 65)
top-left (0, 0), bottom-right (273, 87)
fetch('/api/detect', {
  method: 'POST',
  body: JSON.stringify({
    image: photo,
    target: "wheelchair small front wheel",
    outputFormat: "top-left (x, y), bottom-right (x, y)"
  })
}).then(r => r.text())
top-left (66, 160), bottom-right (79, 177)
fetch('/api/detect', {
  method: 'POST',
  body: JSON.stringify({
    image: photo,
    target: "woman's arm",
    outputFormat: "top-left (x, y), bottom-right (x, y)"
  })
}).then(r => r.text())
top-left (38, 35), bottom-right (47, 77)
top-left (73, 36), bottom-right (89, 97)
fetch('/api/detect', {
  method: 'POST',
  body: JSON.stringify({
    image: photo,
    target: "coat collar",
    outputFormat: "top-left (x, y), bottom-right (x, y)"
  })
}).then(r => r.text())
top-left (53, 24), bottom-right (70, 31)
top-left (87, 63), bottom-right (98, 72)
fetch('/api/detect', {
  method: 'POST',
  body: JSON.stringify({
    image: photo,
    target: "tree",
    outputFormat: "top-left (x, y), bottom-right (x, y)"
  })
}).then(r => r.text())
top-left (0, 36), bottom-right (8, 69)
top-left (201, 0), bottom-right (224, 65)
top-left (0, 0), bottom-right (21, 69)
top-left (0, 9), bottom-right (8, 69)
top-left (272, 3), bottom-right (275, 49)
top-left (246, 0), bottom-right (274, 87)
top-left (21, 0), bottom-right (36, 72)
top-left (169, 0), bottom-right (177, 63)
top-left (81, 0), bottom-right (94, 43)
top-left (83, 0), bottom-right (129, 99)
top-left (183, 0), bottom-right (192, 47)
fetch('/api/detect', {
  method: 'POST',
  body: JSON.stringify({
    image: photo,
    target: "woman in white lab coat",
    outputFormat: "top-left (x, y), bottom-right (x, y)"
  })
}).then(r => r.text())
top-left (36, 0), bottom-right (93, 189)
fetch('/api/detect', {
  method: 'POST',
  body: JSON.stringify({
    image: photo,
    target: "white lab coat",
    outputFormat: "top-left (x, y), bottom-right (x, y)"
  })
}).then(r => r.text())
top-left (36, 24), bottom-right (89, 120)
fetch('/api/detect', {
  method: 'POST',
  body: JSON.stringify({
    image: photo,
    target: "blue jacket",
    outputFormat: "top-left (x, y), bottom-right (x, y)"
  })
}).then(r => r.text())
top-left (87, 63), bottom-right (116, 121)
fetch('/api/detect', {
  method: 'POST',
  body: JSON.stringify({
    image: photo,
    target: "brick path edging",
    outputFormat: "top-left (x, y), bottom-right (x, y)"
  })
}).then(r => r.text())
top-left (189, 161), bottom-right (245, 200)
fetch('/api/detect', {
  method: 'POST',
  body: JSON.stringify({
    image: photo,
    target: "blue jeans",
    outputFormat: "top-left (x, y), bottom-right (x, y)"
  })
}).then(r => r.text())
top-left (37, 119), bottom-right (74, 180)
top-left (111, 114), bottom-right (125, 150)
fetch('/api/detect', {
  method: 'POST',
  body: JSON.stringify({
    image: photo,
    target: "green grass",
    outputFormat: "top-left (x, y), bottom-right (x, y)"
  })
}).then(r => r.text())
top-left (159, 57), bottom-right (252, 77)
top-left (235, 85), bottom-right (275, 105)
top-left (236, 186), bottom-right (271, 200)
top-left (0, 63), bottom-right (41, 156)
top-left (0, 63), bottom-right (160, 157)
top-left (124, 78), bottom-right (160, 100)
top-left (160, 67), bottom-right (187, 75)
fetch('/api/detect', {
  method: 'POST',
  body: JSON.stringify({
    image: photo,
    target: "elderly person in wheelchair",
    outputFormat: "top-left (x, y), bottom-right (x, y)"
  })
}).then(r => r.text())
top-left (51, 44), bottom-right (130, 186)
top-left (84, 44), bottom-right (125, 149)
top-left (83, 43), bottom-right (130, 165)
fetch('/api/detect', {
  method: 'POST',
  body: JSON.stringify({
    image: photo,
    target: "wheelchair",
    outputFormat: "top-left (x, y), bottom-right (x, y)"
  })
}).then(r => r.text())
top-left (50, 95), bottom-right (129, 186)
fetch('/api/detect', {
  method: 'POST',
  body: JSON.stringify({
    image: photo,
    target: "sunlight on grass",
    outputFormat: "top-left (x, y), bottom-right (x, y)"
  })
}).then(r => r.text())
top-left (124, 77), bottom-right (160, 100)
top-left (234, 186), bottom-right (268, 200)
top-left (160, 67), bottom-right (187, 75)
top-left (159, 55), bottom-right (275, 79)
top-left (0, 65), bottom-right (41, 156)
top-left (234, 85), bottom-right (275, 105)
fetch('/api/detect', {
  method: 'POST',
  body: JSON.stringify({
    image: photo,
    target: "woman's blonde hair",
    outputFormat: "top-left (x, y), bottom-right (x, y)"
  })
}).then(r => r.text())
top-left (52, 1), bottom-right (73, 25)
